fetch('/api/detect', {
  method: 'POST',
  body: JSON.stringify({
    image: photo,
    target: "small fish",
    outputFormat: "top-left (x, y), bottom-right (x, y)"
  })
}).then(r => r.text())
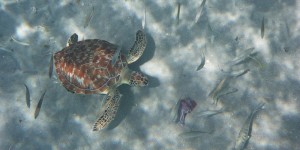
top-left (194, 0), bottom-right (206, 23)
top-left (285, 20), bottom-right (290, 37)
top-left (10, 36), bottom-right (30, 46)
top-left (175, 97), bottom-right (197, 126)
top-left (207, 23), bottom-right (214, 33)
top-left (234, 103), bottom-right (265, 150)
top-left (0, 46), bottom-right (13, 52)
top-left (24, 84), bottom-right (30, 108)
top-left (209, 77), bottom-right (228, 101)
top-left (178, 130), bottom-right (210, 139)
top-left (222, 69), bottom-right (250, 78)
top-left (248, 56), bottom-right (264, 69)
top-left (48, 54), bottom-right (53, 78)
top-left (214, 87), bottom-right (238, 105)
top-left (233, 69), bottom-right (250, 77)
top-left (230, 47), bottom-right (255, 66)
top-left (171, 97), bottom-right (181, 122)
top-left (261, 17), bottom-right (264, 39)
top-left (196, 50), bottom-right (205, 71)
top-left (196, 109), bottom-right (224, 118)
top-left (176, 3), bottom-right (181, 25)
top-left (142, 8), bottom-right (146, 29)
top-left (84, 6), bottom-right (94, 28)
top-left (34, 90), bottom-right (47, 119)
top-left (111, 44), bottom-right (122, 66)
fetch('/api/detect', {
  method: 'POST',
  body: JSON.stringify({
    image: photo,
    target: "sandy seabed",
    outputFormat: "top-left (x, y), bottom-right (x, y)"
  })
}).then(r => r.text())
top-left (0, 0), bottom-right (300, 150)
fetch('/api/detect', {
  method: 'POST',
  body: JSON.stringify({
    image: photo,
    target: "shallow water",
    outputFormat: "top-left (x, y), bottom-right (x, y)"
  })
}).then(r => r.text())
top-left (0, 0), bottom-right (300, 150)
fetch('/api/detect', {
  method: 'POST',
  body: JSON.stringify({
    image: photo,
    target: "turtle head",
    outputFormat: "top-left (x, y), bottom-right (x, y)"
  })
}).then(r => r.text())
top-left (127, 30), bottom-right (147, 64)
top-left (129, 71), bottom-right (148, 86)
top-left (67, 33), bottom-right (78, 46)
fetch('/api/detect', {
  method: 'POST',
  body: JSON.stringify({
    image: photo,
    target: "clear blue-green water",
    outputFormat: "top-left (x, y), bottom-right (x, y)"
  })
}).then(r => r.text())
top-left (0, 0), bottom-right (299, 150)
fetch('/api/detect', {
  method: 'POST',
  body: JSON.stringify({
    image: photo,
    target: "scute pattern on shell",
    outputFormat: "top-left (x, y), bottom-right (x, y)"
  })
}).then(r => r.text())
top-left (54, 39), bottom-right (127, 94)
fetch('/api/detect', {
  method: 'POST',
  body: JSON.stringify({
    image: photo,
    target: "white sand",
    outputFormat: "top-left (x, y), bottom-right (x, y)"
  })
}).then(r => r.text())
top-left (0, 0), bottom-right (300, 149)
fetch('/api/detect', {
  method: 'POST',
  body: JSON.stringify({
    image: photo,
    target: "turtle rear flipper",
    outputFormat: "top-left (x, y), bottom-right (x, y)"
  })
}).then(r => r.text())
top-left (127, 30), bottom-right (147, 64)
top-left (93, 89), bottom-right (121, 131)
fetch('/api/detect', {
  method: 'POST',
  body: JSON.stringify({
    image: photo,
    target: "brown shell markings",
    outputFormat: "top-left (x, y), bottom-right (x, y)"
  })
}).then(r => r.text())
top-left (54, 39), bottom-right (127, 95)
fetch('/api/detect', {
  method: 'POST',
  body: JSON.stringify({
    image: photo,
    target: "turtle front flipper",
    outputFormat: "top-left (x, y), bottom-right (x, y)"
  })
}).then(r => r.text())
top-left (127, 30), bottom-right (147, 64)
top-left (93, 89), bottom-right (121, 131)
top-left (67, 33), bottom-right (78, 46)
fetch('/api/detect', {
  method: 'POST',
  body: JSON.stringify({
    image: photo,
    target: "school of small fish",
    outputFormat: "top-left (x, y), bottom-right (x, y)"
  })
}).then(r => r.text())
top-left (170, 2), bottom-right (269, 148)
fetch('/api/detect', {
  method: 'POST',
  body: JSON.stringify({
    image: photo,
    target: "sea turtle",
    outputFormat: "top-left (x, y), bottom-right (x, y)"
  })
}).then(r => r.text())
top-left (53, 30), bottom-right (148, 131)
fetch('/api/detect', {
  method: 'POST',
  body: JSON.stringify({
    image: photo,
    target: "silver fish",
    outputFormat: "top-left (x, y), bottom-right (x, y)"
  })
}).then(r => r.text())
top-left (248, 56), bottom-right (264, 69)
top-left (231, 69), bottom-right (250, 77)
top-left (209, 77), bottom-right (228, 101)
top-left (24, 84), bottom-right (30, 108)
top-left (0, 46), bottom-right (13, 52)
top-left (142, 8), bottom-right (146, 29)
top-left (48, 54), bottom-right (53, 78)
top-left (214, 87), bottom-right (238, 105)
top-left (196, 109), bottom-right (224, 118)
top-left (194, 0), bottom-right (206, 23)
top-left (84, 6), bottom-right (94, 28)
top-left (230, 47), bottom-right (255, 66)
top-left (34, 90), bottom-right (47, 119)
top-left (111, 44), bottom-right (122, 66)
top-left (178, 130), bottom-right (210, 139)
top-left (234, 103), bottom-right (265, 150)
top-left (176, 3), bottom-right (181, 25)
top-left (261, 17), bottom-right (264, 39)
top-left (10, 36), bottom-right (30, 46)
top-left (285, 20), bottom-right (290, 37)
top-left (196, 50), bottom-right (205, 71)
top-left (229, 69), bottom-right (250, 78)
top-left (171, 98), bottom-right (181, 122)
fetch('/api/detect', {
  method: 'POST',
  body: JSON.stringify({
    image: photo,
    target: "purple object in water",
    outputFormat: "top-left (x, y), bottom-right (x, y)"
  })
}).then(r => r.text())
top-left (175, 97), bottom-right (197, 126)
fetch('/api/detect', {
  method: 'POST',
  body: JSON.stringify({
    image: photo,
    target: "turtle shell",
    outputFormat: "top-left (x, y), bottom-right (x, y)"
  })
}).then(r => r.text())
top-left (54, 39), bottom-right (127, 94)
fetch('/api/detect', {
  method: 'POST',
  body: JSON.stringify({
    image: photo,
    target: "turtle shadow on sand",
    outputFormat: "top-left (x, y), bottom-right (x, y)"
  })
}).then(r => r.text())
top-left (106, 85), bottom-right (134, 130)
top-left (128, 32), bottom-right (160, 88)
top-left (107, 31), bottom-right (159, 130)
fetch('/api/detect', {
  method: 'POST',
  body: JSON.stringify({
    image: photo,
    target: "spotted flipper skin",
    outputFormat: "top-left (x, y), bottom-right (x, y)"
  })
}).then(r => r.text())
top-left (127, 30), bottom-right (147, 64)
top-left (93, 89), bottom-right (121, 131)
